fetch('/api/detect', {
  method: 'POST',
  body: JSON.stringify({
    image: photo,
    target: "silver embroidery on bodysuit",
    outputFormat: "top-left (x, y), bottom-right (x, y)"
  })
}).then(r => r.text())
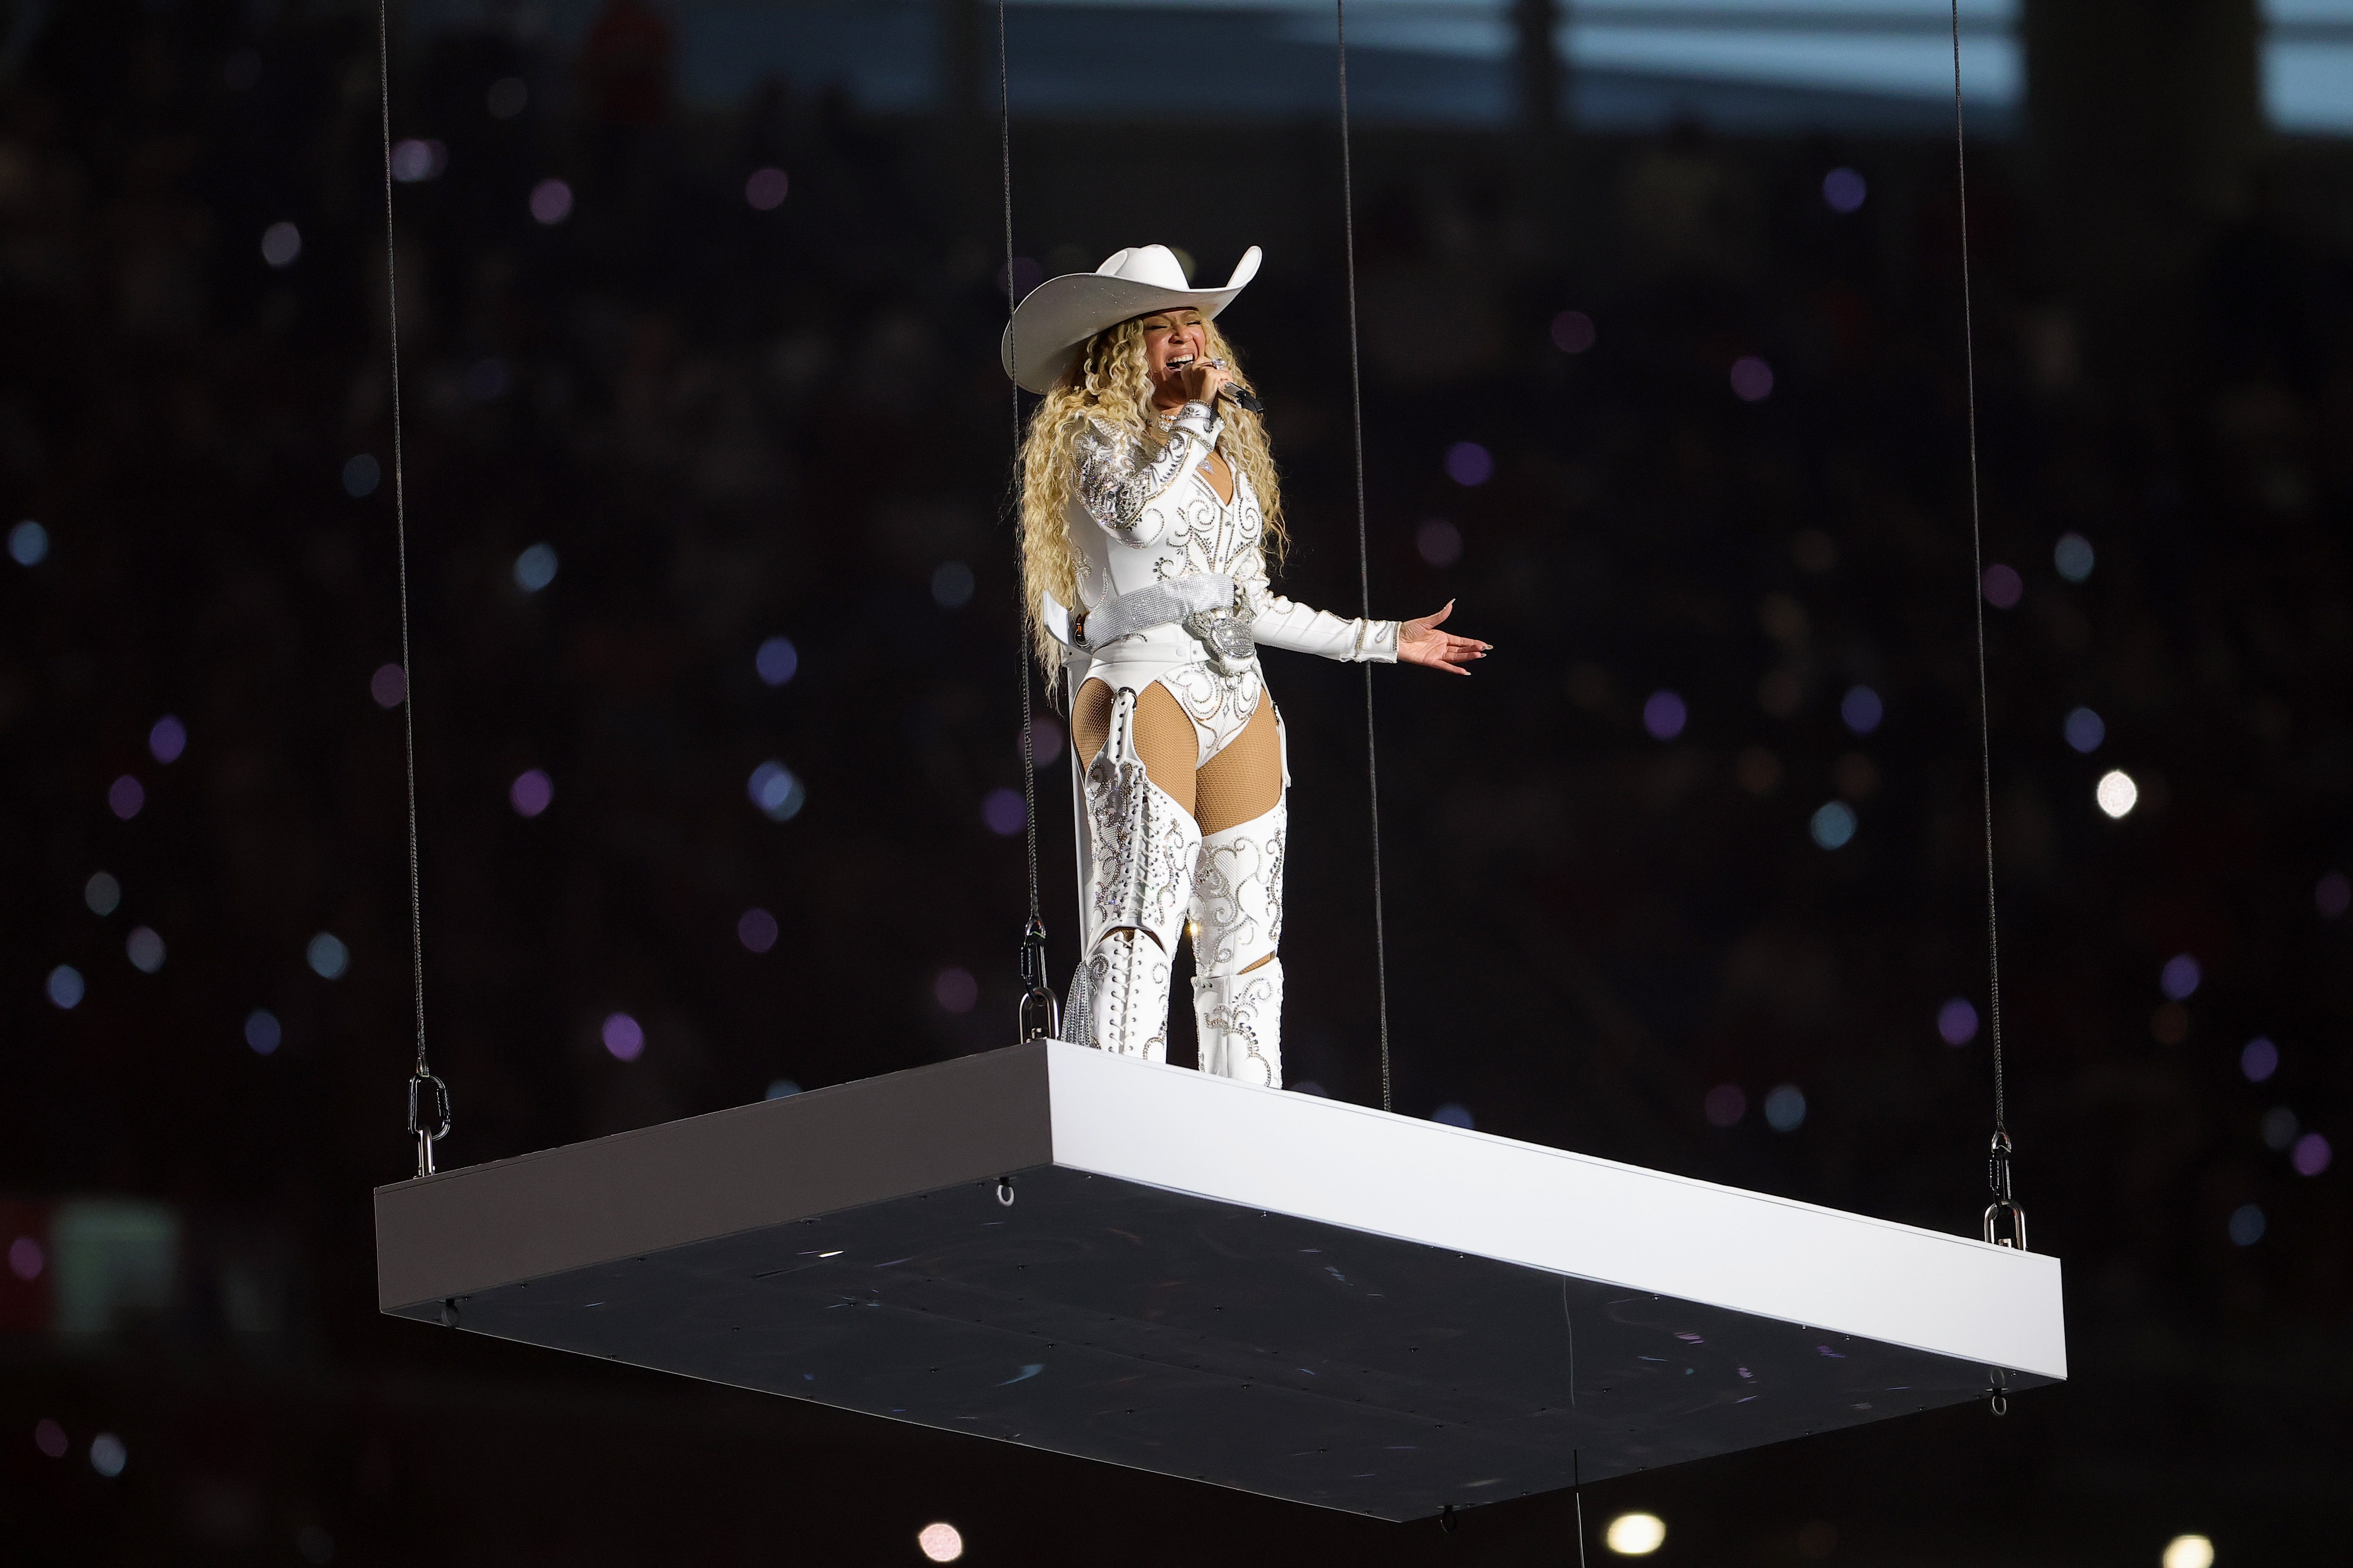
top-left (1073, 403), bottom-right (1221, 543)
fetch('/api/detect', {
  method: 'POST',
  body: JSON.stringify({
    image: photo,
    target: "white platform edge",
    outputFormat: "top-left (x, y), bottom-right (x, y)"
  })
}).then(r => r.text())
top-left (1043, 1043), bottom-right (2067, 1381)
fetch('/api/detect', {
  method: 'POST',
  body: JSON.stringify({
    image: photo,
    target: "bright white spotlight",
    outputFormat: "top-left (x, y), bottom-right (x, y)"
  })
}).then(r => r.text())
top-left (1606, 1512), bottom-right (1666, 1555)
top-left (2162, 1535), bottom-right (2214, 1568)
top-left (917, 1521), bottom-right (965, 1563)
top-left (2096, 769), bottom-right (2138, 819)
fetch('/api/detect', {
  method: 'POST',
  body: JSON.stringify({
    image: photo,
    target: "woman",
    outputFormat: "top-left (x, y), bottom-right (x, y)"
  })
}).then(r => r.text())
top-left (1006, 244), bottom-right (1485, 1087)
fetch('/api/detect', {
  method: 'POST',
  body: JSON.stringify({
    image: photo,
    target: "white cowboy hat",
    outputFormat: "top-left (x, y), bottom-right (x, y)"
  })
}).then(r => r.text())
top-left (1000, 243), bottom-right (1263, 394)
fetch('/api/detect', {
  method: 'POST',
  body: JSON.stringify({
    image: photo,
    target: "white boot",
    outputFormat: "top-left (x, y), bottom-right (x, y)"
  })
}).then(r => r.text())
top-left (1189, 796), bottom-right (1285, 1086)
top-left (1067, 689), bottom-right (1200, 1061)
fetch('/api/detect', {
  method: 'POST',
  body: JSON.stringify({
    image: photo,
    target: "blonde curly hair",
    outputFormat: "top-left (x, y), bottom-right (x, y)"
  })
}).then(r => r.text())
top-left (1018, 314), bottom-right (1286, 676)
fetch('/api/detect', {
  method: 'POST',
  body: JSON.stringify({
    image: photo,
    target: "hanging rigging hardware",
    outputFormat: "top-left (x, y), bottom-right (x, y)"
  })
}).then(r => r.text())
top-left (1984, 1368), bottom-right (2010, 1417)
top-left (1983, 1131), bottom-right (2025, 1250)
top-left (438, 1297), bottom-right (461, 1329)
top-left (1438, 1503), bottom-right (1457, 1534)
top-left (408, 1069), bottom-right (451, 1179)
top-left (1019, 916), bottom-right (1059, 1042)
top-left (997, 1177), bottom-right (1017, 1208)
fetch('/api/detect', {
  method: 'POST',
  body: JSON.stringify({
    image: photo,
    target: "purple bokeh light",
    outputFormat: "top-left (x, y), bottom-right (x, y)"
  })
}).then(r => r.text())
top-left (9, 1235), bottom-right (42, 1281)
top-left (2160, 953), bottom-right (2202, 1001)
top-left (1839, 685), bottom-right (1882, 735)
top-left (1642, 690), bottom-right (1687, 741)
top-left (2240, 1036), bottom-right (2277, 1083)
top-left (1443, 442), bottom-right (1494, 487)
top-left (371, 663), bottom-right (406, 709)
top-left (1550, 310), bottom-right (1595, 353)
top-left (1938, 997), bottom-right (1980, 1046)
top-left (529, 178), bottom-right (573, 225)
top-left (1822, 166), bottom-right (1867, 213)
top-left (509, 769), bottom-right (553, 818)
top-left (1981, 563), bottom-right (2023, 608)
top-left (107, 775), bottom-right (144, 820)
top-left (601, 1012), bottom-right (644, 1062)
top-left (1704, 1084), bottom-right (1745, 1126)
top-left (934, 967), bottom-right (979, 1014)
top-left (738, 907), bottom-right (778, 954)
top-left (982, 787), bottom-right (1026, 836)
top-left (2292, 1131), bottom-right (2332, 1176)
top-left (1729, 356), bottom-right (1774, 402)
top-left (148, 715), bottom-right (186, 763)
top-left (1417, 519), bottom-right (1462, 567)
top-left (2317, 871), bottom-right (2350, 919)
top-left (745, 166), bottom-right (789, 210)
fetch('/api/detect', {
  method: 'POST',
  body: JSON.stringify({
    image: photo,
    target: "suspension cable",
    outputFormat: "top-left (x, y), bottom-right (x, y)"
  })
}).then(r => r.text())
top-left (1335, 0), bottom-right (1394, 1114)
top-left (376, 0), bottom-right (447, 1177)
top-left (1950, 0), bottom-right (2019, 1246)
top-left (1002, 0), bottom-right (1056, 1042)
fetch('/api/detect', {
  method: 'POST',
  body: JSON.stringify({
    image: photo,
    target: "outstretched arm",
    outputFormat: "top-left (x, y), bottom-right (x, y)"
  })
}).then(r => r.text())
top-left (1396, 601), bottom-right (1489, 675)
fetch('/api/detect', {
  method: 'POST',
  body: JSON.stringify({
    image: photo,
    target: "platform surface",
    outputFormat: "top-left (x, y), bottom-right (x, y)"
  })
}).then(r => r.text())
top-left (376, 1042), bottom-right (2064, 1520)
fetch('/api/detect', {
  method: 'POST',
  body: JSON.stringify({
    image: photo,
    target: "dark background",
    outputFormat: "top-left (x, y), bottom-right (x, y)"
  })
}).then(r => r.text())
top-left (1, 1), bottom-right (2346, 1563)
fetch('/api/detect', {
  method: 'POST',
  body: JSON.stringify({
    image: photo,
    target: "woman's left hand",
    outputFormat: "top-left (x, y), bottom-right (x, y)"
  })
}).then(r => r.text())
top-left (1397, 601), bottom-right (1489, 676)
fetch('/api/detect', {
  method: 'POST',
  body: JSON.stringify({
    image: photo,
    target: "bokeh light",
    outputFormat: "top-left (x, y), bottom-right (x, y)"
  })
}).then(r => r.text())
top-left (10, 1235), bottom-right (43, 1280)
top-left (390, 138), bottom-right (446, 182)
top-left (2227, 1203), bottom-right (2264, 1246)
top-left (2161, 1535), bottom-right (2214, 1568)
top-left (1444, 441), bottom-right (1493, 486)
top-left (466, 358), bottom-right (511, 401)
top-left (33, 1418), bottom-right (66, 1458)
top-left (1703, 1084), bottom-right (1745, 1126)
top-left (1981, 563), bottom-right (2023, 608)
top-left (1810, 801), bottom-right (1856, 849)
top-left (1822, 165), bottom-right (1867, 213)
top-left (108, 775), bottom-right (145, 820)
top-left (1839, 685), bottom-right (1882, 734)
top-left (746, 166), bottom-right (789, 209)
top-left (1431, 1102), bottom-right (1474, 1128)
top-left (89, 1432), bottom-right (126, 1477)
top-left (2096, 769), bottom-right (2138, 818)
top-left (1416, 518), bottom-right (1462, 567)
top-left (749, 761), bottom-right (806, 821)
top-left (2316, 871), bottom-right (2349, 918)
top-left (2261, 1107), bottom-right (2298, 1150)
top-left (2054, 531), bottom-right (2095, 582)
top-left (756, 636), bottom-right (798, 686)
top-left (1641, 690), bottom-right (1686, 741)
top-left (934, 967), bottom-right (979, 1014)
top-left (487, 76), bottom-right (528, 118)
top-left (2160, 953), bottom-right (2201, 1000)
top-left (509, 769), bottom-right (554, 818)
top-left (1938, 997), bottom-right (1980, 1045)
top-left (7, 518), bottom-right (47, 565)
top-left (342, 453), bottom-right (381, 498)
top-left (1764, 1083), bottom-right (1807, 1132)
top-left (2064, 706), bottom-right (2105, 753)
top-left (2239, 1037), bottom-right (2277, 1082)
top-left (917, 1522), bottom-right (965, 1563)
top-left (2292, 1131), bottom-right (2332, 1176)
top-left (1550, 309), bottom-right (1596, 353)
top-left (982, 787), bottom-right (1026, 836)
top-left (125, 926), bottom-right (165, 974)
top-left (931, 561), bottom-right (975, 609)
top-left (371, 663), bottom-right (407, 709)
top-left (512, 542), bottom-right (558, 593)
top-left (149, 714), bottom-right (186, 763)
top-left (306, 932), bottom-right (349, 981)
top-left (738, 907), bottom-right (778, 953)
top-left (85, 872), bottom-right (120, 916)
top-left (245, 1010), bottom-right (282, 1056)
top-left (602, 1012), bottom-right (645, 1061)
top-left (1729, 356), bottom-right (1774, 401)
top-left (529, 178), bottom-right (573, 225)
top-left (46, 965), bottom-right (84, 1009)
top-left (764, 1079), bottom-right (800, 1100)
top-left (1606, 1512), bottom-right (1665, 1555)
top-left (261, 221), bottom-right (301, 267)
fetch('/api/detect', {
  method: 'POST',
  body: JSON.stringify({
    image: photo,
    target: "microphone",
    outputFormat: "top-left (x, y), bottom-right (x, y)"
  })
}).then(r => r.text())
top-left (1204, 364), bottom-right (1261, 414)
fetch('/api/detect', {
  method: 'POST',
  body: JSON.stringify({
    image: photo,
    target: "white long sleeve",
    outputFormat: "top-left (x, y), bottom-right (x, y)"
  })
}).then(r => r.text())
top-left (1071, 402), bottom-right (1222, 550)
top-left (1236, 552), bottom-right (1398, 663)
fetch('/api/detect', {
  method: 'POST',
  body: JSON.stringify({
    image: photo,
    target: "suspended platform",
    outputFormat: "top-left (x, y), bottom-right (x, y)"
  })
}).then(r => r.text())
top-left (374, 1041), bottom-right (2064, 1520)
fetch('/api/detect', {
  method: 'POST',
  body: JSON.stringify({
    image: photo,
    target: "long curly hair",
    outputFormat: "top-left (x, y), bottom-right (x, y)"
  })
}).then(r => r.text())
top-left (1018, 314), bottom-right (1286, 677)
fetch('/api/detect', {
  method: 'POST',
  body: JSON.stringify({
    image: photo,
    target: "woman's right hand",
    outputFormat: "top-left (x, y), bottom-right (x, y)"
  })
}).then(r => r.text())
top-left (1173, 359), bottom-right (1232, 409)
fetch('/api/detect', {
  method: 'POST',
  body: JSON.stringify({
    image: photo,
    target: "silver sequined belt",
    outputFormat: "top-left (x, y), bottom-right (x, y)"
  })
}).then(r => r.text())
top-left (1077, 575), bottom-right (1255, 669)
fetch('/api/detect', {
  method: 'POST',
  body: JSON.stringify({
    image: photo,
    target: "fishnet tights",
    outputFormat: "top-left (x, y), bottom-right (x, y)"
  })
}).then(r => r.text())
top-left (1073, 678), bottom-right (1283, 972)
top-left (1072, 679), bottom-right (1281, 833)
